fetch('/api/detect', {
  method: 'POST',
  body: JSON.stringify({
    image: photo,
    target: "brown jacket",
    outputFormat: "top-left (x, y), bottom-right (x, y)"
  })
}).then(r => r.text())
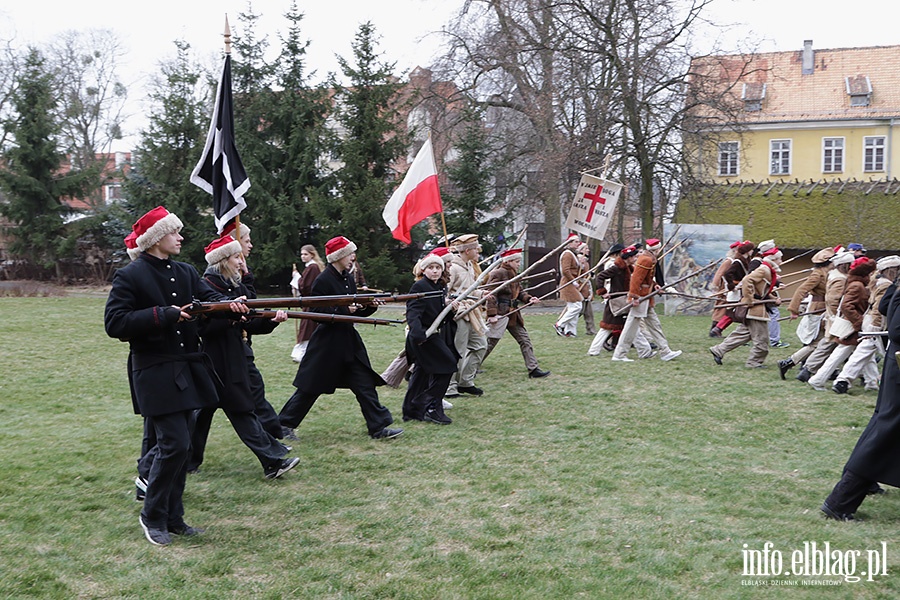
top-left (788, 266), bottom-right (828, 316)
top-left (836, 262), bottom-right (876, 345)
top-left (486, 262), bottom-right (532, 328)
top-left (628, 250), bottom-right (657, 307)
top-left (559, 248), bottom-right (585, 303)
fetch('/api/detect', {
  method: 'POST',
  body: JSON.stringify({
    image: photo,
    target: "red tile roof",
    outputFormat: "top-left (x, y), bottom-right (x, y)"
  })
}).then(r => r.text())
top-left (691, 44), bottom-right (900, 124)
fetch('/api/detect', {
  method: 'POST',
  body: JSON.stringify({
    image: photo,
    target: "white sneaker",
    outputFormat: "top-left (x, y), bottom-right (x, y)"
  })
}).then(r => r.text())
top-left (442, 399), bottom-right (453, 410)
top-left (660, 350), bottom-right (682, 361)
top-left (611, 356), bottom-right (634, 362)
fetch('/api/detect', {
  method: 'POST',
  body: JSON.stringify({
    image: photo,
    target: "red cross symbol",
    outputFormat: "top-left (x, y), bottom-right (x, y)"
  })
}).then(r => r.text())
top-left (582, 185), bottom-right (605, 223)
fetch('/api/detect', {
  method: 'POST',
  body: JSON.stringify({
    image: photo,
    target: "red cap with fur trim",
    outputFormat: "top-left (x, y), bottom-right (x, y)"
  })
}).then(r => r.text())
top-left (222, 220), bottom-right (251, 240)
top-left (204, 235), bottom-right (242, 265)
top-left (131, 206), bottom-right (184, 252)
top-left (501, 248), bottom-right (523, 259)
top-left (729, 241), bottom-right (741, 249)
top-left (850, 256), bottom-right (873, 271)
top-left (325, 236), bottom-right (357, 263)
top-left (621, 245), bottom-right (639, 259)
top-left (645, 238), bottom-right (661, 250)
top-left (431, 246), bottom-right (450, 257)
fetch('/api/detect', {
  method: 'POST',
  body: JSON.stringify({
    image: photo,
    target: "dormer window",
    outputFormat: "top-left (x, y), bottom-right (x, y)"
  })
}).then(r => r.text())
top-left (846, 75), bottom-right (872, 107)
top-left (741, 82), bottom-right (766, 112)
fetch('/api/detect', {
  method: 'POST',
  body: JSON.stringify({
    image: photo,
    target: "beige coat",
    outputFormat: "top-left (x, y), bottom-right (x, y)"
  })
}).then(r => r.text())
top-left (742, 262), bottom-right (778, 321)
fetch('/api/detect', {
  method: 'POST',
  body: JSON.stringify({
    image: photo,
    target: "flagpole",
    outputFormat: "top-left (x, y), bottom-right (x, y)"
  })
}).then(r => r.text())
top-left (223, 15), bottom-right (241, 238)
top-left (427, 132), bottom-right (449, 249)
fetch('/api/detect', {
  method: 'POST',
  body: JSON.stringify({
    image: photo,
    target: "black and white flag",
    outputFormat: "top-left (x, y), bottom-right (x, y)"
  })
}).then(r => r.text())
top-left (190, 54), bottom-right (250, 234)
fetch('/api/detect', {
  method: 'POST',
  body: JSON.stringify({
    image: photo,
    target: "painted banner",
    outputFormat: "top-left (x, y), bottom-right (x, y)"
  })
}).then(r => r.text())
top-left (661, 223), bottom-right (743, 316)
top-left (564, 174), bottom-right (622, 241)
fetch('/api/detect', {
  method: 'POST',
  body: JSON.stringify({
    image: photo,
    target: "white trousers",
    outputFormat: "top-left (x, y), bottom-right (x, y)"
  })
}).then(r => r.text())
top-left (557, 302), bottom-right (583, 336)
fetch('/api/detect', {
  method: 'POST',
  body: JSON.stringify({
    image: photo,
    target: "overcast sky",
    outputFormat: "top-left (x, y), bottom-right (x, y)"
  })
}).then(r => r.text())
top-left (1, 0), bottom-right (897, 151)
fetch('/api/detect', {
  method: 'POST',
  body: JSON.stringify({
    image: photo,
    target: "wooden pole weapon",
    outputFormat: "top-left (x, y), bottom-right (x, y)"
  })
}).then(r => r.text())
top-left (503, 246), bottom-right (615, 320)
top-left (424, 257), bottom-right (504, 338)
top-left (455, 235), bottom-right (575, 320)
top-left (612, 258), bottom-right (722, 316)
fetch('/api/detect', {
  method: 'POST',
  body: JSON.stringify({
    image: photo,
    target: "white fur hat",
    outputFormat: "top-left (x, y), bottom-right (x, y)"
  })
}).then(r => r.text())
top-left (831, 251), bottom-right (855, 266)
top-left (876, 255), bottom-right (900, 271)
top-left (756, 239), bottom-right (776, 253)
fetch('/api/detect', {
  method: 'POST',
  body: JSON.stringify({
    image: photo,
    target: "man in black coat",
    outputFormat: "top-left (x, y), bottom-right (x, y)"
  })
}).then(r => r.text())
top-left (821, 281), bottom-right (900, 520)
top-left (105, 206), bottom-right (249, 546)
top-left (279, 236), bottom-right (402, 440)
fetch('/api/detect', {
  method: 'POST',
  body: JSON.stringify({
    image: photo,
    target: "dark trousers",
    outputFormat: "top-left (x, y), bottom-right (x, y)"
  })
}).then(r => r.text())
top-left (247, 357), bottom-right (283, 440)
top-left (137, 417), bottom-right (157, 481)
top-left (141, 411), bottom-right (193, 530)
top-left (824, 468), bottom-right (873, 516)
top-left (280, 364), bottom-right (393, 435)
top-left (188, 404), bottom-right (287, 472)
top-left (403, 369), bottom-right (452, 420)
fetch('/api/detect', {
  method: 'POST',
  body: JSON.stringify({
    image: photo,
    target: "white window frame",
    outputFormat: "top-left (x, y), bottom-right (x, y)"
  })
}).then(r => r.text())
top-left (822, 137), bottom-right (844, 173)
top-left (769, 139), bottom-right (791, 176)
top-left (717, 141), bottom-right (739, 176)
top-left (863, 136), bottom-right (886, 172)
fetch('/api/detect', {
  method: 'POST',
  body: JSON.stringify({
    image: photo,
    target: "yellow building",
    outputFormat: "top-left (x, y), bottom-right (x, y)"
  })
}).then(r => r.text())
top-left (689, 41), bottom-right (900, 182)
top-left (677, 41), bottom-right (900, 251)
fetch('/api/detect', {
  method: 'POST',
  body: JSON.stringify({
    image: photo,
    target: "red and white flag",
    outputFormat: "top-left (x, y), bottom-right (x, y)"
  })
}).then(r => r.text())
top-left (383, 137), bottom-right (443, 244)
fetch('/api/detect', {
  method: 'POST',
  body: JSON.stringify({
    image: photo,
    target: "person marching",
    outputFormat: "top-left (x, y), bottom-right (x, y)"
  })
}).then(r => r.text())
top-left (188, 235), bottom-right (300, 478)
top-left (444, 234), bottom-right (489, 398)
top-left (820, 281), bottom-right (900, 521)
top-left (223, 221), bottom-right (286, 444)
top-left (554, 233), bottom-right (585, 337)
top-left (795, 250), bottom-right (854, 382)
top-left (806, 257), bottom-right (877, 391)
top-left (105, 206), bottom-right (250, 546)
top-left (708, 241), bottom-right (740, 337)
top-left (279, 236), bottom-right (402, 440)
top-left (611, 238), bottom-right (682, 362)
top-left (290, 244), bottom-right (325, 364)
top-left (709, 247), bottom-right (783, 368)
top-left (577, 242), bottom-right (597, 335)
top-left (711, 241), bottom-right (755, 337)
top-left (482, 248), bottom-right (551, 378)
top-left (588, 245), bottom-right (652, 356)
top-left (402, 253), bottom-right (459, 424)
top-left (777, 246), bottom-right (836, 379)
top-left (831, 255), bottom-right (900, 394)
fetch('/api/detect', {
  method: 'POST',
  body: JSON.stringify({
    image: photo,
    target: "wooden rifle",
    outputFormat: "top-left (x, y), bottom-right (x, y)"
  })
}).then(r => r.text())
top-left (247, 309), bottom-right (402, 327)
top-left (184, 291), bottom-right (443, 314)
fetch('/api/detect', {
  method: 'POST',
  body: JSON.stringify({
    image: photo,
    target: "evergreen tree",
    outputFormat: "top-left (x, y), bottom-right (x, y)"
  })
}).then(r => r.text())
top-left (0, 47), bottom-right (93, 278)
top-left (123, 40), bottom-right (210, 264)
top-left (230, 2), bottom-right (332, 287)
top-left (318, 22), bottom-right (411, 291)
top-left (443, 104), bottom-right (506, 256)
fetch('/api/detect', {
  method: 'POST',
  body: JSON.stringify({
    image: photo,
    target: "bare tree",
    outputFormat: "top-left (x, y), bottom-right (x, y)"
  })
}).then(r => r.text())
top-left (47, 29), bottom-right (127, 207)
top-left (0, 35), bottom-right (22, 151)
top-left (437, 0), bottom-right (754, 243)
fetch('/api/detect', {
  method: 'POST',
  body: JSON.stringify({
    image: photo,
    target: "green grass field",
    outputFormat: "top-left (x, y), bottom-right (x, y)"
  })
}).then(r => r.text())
top-left (1, 294), bottom-right (897, 598)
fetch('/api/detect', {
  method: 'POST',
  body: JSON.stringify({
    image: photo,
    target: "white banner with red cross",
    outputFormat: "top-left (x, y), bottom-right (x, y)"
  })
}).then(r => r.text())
top-left (564, 173), bottom-right (622, 241)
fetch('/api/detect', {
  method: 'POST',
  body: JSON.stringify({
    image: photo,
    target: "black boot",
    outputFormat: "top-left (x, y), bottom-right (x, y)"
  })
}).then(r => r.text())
top-left (796, 366), bottom-right (811, 382)
top-left (778, 358), bottom-right (794, 380)
top-left (709, 325), bottom-right (722, 338)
